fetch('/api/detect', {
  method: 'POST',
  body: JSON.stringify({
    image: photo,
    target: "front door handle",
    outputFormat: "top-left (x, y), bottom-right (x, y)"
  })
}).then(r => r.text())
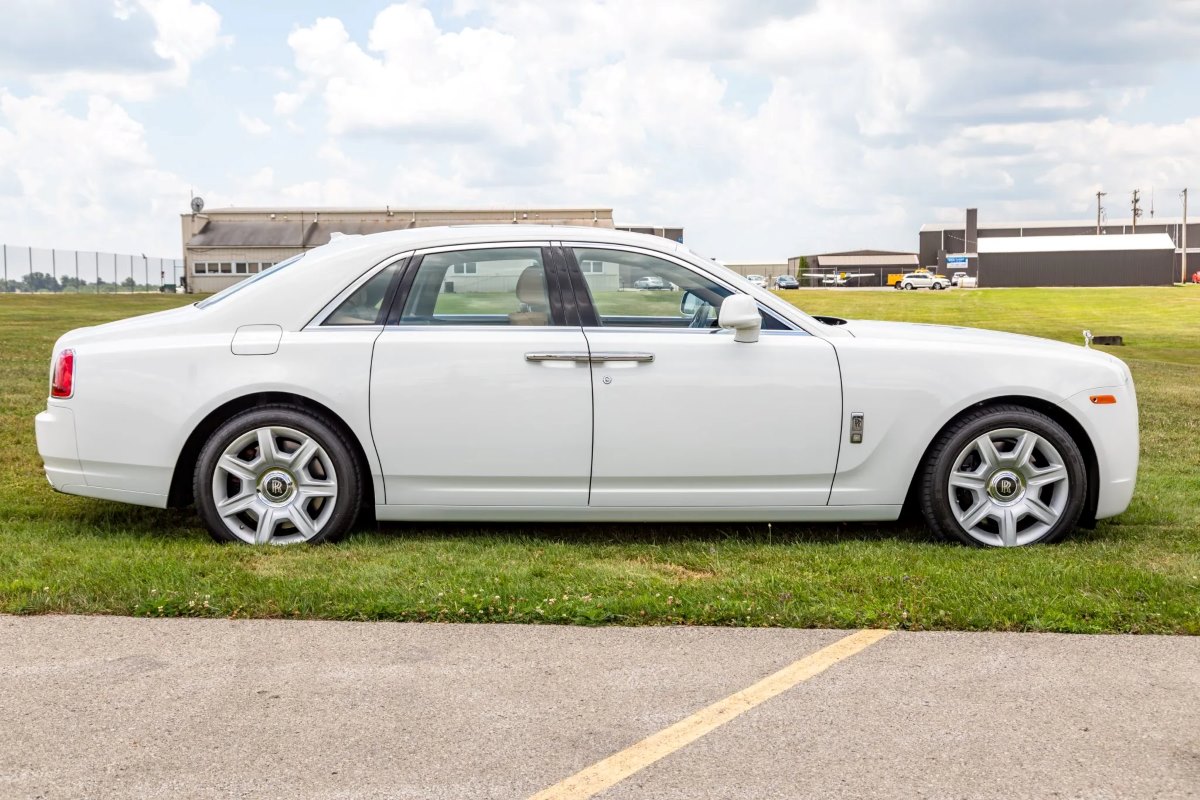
top-left (589, 352), bottom-right (655, 363)
top-left (525, 352), bottom-right (654, 363)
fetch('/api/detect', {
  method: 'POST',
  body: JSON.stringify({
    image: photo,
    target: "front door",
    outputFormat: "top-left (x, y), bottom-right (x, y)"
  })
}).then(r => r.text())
top-left (370, 244), bottom-right (593, 506)
top-left (566, 244), bottom-right (842, 507)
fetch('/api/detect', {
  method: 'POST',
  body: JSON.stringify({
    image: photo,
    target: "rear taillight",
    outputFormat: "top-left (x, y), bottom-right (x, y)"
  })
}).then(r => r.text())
top-left (51, 349), bottom-right (75, 398)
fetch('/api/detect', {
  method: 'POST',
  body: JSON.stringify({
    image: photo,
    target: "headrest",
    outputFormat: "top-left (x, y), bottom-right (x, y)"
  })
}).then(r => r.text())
top-left (515, 265), bottom-right (546, 306)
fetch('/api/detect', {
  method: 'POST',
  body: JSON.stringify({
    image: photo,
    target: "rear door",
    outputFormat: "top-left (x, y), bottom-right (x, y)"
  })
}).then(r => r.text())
top-left (563, 243), bottom-right (843, 508)
top-left (369, 242), bottom-right (594, 507)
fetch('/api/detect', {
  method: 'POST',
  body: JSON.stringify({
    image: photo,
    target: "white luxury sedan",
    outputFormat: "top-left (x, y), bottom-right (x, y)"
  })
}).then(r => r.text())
top-left (36, 226), bottom-right (1138, 547)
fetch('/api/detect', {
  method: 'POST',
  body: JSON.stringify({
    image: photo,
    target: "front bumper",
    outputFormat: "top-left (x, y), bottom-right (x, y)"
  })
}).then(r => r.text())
top-left (1059, 382), bottom-right (1139, 520)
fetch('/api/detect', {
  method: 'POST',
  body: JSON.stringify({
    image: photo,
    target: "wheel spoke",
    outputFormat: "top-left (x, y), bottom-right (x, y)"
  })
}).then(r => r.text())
top-left (287, 437), bottom-right (319, 472)
top-left (1012, 432), bottom-right (1038, 469)
top-left (254, 507), bottom-right (280, 545)
top-left (1026, 463), bottom-right (1067, 488)
top-left (958, 500), bottom-right (993, 530)
top-left (286, 505), bottom-right (318, 540)
top-left (218, 454), bottom-right (257, 483)
top-left (256, 428), bottom-right (278, 466)
top-left (216, 491), bottom-right (258, 518)
top-left (998, 507), bottom-right (1019, 547)
top-left (297, 480), bottom-right (337, 500)
top-left (1023, 496), bottom-right (1058, 525)
top-left (949, 471), bottom-right (986, 492)
top-left (974, 434), bottom-right (1001, 469)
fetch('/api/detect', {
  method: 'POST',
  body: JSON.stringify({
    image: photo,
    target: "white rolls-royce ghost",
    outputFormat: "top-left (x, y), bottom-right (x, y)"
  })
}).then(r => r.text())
top-left (36, 226), bottom-right (1138, 547)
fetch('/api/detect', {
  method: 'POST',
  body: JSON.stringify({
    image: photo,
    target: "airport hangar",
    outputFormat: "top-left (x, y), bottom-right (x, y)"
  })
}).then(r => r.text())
top-left (920, 208), bottom-right (1191, 287)
top-left (180, 207), bottom-right (684, 294)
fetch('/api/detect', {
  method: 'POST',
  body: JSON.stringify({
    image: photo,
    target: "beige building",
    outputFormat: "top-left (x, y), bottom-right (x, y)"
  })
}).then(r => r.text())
top-left (181, 207), bottom-right (679, 294)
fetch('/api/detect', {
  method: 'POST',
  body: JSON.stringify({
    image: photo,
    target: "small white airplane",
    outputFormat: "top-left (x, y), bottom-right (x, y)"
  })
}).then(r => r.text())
top-left (801, 271), bottom-right (872, 286)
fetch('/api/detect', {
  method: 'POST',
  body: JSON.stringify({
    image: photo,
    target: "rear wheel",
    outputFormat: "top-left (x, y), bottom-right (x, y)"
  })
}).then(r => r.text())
top-left (194, 405), bottom-right (362, 545)
top-left (918, 405), bottom-right (1087, 547)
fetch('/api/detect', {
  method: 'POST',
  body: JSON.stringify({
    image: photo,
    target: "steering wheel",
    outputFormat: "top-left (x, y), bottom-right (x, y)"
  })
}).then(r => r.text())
top-left (688, 302), bottom-right (713, 329)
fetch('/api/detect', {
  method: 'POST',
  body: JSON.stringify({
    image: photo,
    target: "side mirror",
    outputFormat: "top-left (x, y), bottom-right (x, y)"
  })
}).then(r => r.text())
top-left (680, 290), bottom-right (703, 317)
top-left (718, 294), bottom-right (761, 343)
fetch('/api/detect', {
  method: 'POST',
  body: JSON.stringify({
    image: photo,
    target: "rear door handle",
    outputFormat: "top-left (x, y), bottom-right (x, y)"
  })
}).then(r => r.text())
top-left (525, 352), bottom-right (592, 362)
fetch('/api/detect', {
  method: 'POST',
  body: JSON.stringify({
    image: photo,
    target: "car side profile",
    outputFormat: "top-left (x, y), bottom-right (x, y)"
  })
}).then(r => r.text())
top-left (774, 275), bottom-right (800, 289)
top-left (896, 271), bottom-right (949, 290)
top-left (745, 274), bottom-right (768, 288)
top-left (36, 225), bottom-right (1138, 547)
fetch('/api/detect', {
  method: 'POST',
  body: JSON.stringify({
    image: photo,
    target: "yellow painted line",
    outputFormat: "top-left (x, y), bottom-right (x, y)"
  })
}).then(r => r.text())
top-left (528, 629), bottom-right (892, 800)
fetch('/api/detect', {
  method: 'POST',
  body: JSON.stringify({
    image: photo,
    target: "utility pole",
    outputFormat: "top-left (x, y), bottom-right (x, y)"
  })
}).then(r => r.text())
top-left (1095, 190), bottom-right (1106, 234)
top-left (1183, 188), bottom-right (1189, 284)
top-left (1131, 189), bottom-right (1142, 232)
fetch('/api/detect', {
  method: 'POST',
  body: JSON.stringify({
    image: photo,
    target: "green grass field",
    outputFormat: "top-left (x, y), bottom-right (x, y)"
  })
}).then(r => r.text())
top-left (1, 288), bottom-right (1197, 632)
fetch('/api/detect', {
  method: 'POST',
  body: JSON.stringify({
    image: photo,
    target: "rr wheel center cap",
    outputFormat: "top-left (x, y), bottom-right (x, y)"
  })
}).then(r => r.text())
top-left (259, 470), bottom-right (296, 504)
top-left (987, 470), bottom-right (1025, 503)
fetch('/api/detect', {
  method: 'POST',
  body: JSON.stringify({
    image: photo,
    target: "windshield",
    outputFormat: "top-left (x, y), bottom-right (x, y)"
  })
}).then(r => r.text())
top-left (195, 253), bottom-right (305, 309)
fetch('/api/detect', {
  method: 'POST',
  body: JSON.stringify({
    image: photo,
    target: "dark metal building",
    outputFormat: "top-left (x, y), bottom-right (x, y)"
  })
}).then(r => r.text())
top-left (976, 234), bottom-right (1175, 287)
top-left (920, 211), bottom-right (1197, 282)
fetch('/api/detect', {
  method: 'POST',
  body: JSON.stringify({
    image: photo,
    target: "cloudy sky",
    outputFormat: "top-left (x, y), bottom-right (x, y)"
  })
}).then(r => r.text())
top-left (1, 0), bottom-right (1198, 261)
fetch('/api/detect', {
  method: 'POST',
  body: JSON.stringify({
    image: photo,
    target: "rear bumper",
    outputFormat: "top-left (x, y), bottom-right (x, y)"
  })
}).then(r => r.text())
top-left (35, 403), bottom-right (168, 509)
top-left (35, 403), bottom-right (85, 491)
top-left (1060, 382), bottom-right (1139, 520)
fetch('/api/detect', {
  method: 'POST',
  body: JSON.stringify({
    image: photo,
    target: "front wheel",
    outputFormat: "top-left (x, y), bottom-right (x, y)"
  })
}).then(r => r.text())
top-left (903, 282), bottom-right (914, 290)
top-left (918, 405), bottom-right (1087, 547)
top-left (193, 405), bottom-right (363, 545)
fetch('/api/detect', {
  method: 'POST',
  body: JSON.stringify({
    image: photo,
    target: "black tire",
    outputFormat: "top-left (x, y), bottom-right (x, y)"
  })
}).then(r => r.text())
top-left (918, 404), bottom-right (1088, 547)
top-left (193, 404), bottom-right (363, 544)
top-left (904, 282), bottom-right (914, 290)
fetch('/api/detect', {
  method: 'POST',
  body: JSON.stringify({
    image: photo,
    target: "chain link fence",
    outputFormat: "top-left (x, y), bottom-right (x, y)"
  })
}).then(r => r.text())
top-left (0, 244), bottom-right (184, 294)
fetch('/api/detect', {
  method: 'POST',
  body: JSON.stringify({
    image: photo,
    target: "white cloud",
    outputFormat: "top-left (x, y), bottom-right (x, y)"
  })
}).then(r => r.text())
top-left (273, 91), bottom-right (305, 117)
top-left (238, 112), bottom-right (271, 136)
top-left (0, 91), bottom-right (185, 255)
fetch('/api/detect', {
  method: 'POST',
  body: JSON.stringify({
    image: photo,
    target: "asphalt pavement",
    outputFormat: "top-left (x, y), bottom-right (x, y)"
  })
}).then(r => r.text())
top-left (1, 616), bottom-right (1196, 799)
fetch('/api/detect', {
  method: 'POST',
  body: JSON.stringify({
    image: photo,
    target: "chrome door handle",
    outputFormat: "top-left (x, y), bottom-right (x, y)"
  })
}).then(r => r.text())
top-left (525, 352), bottom-right (592, 362)
top-left (589, 352), bottom-right (655, 363)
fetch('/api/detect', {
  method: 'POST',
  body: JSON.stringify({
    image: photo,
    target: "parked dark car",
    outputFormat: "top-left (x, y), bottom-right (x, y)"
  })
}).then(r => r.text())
top-left (774, 275), bottom-right (800, 289)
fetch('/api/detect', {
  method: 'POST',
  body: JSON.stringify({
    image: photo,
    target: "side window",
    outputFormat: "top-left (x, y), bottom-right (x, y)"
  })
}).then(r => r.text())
top-left (398, 248), bottom-right (552, 326)
top-left (571, 248), bottom-right (732, 329)
top-left (324, 261), bottom-right (403, 325)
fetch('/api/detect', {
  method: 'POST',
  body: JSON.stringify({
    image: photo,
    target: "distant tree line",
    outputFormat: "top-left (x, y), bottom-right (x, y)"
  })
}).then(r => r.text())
top-left (1, 273), bottom-right (152, 292)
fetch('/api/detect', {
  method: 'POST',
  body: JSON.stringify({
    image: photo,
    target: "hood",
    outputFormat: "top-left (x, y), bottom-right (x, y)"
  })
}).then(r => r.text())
top-left (842, 319), bottom-right (1081, 352)
top-left (839, 319), bottom-right (1131, 381)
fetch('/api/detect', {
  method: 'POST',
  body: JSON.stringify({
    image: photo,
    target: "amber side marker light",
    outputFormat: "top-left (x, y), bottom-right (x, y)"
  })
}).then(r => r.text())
top-left (1089, 394), bottom-right (1117, 405)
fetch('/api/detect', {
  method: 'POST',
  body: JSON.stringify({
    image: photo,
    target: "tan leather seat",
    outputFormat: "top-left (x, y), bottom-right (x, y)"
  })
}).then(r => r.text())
top-left (508, 265), bottom-right (549, 326)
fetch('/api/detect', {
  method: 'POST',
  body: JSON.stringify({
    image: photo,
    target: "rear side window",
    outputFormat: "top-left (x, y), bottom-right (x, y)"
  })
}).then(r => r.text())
top-left (397, 248), bottom-right (551, 326)
top-left (324, 262), bottom-right (403, 325)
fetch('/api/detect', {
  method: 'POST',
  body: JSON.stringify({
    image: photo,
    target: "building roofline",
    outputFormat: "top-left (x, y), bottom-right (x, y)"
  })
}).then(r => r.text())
top-left (188, 206), bottom-right (616, 216)
top-left (920, 217), bottom-right (1190, 232)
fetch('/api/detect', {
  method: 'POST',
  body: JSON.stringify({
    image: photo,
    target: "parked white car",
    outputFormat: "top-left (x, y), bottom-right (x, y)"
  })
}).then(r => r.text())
top-left (896, 271), bottom-right (949, 290)
top-left (36, 225), bottom-right (1137, 547)
top-left (951, 271), bottom-right (968, 286)
top-left (634, 275), bottom-right (664, 290)
top-left (745, 274), bottom-right (768, 288)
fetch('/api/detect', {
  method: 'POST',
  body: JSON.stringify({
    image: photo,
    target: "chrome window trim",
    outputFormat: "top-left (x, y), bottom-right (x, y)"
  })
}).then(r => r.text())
top-left (305, 250), bottom-right (414, 330)
top-left (557, 241), bottom-right (805, 335)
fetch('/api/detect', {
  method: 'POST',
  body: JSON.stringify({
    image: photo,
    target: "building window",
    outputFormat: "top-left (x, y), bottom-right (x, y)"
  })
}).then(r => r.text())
top-left (219, 263), bottom-right (232, 274)
top-left (235, 262), bottom-right (248, 274)
top-left (248, 263), bottom-right (260, 273)
top-left (260, 262), bottom-right (274, 270)
top-left (194, 263), bottom-right (207, 274)
top-left (580, 259), bottom-right (604, 274)
top-left (452, 262), bottom-right (478, 275)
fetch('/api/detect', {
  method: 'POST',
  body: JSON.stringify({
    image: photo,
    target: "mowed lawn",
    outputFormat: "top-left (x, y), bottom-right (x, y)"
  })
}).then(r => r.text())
top-left (0, 288), bottom-right (1197, 633)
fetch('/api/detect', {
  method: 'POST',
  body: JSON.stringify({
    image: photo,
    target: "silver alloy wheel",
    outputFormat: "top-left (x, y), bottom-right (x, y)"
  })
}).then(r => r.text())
top-left (211, 425), bottom-right (338, 545)
top-left (946, 427), bottom-right (1070, 547)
